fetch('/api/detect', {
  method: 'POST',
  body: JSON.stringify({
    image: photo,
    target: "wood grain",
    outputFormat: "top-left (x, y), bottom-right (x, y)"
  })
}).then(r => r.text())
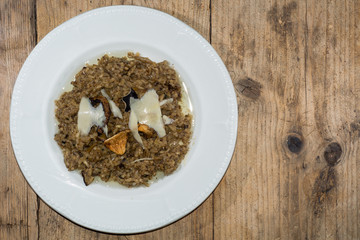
top-left (0, 0), bottom-right (37, 240)
top-left (1, 0), bottom-right (359, 239)
top-left (212, 0), bottom-right (360, 239)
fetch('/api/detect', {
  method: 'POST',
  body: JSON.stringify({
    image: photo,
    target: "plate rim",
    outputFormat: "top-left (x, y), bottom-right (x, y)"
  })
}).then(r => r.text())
top-left (10, 5), bottom-right (238, 234)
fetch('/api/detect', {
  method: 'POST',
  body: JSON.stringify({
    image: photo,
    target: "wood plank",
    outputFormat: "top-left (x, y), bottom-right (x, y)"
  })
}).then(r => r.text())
top-left (212, 0), bottom-right (360, 239)
top-left (306, 0), bottom-right (360, 239)
top-left (37, 0), bottom-right (210, 44)
top-left (0, 0), bottom-right (38, 240)
top-left (35, 0), bottom-right (211, 239)
top-left (354, 3), bottom-right (360, 240)
top-left (212, 0), bottom-right (304, 238)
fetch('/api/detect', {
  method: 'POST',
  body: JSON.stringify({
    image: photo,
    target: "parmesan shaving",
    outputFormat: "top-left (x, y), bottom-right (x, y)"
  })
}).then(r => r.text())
top-left (129, 108), bottom-right (143, 146)
top-left (101, 89), bottom-right (122, 118)
top-left (103, 125), bottom-right (108, 136)
top-left (129, 89), bottom-right (166, 146)
top-left (77, 97), bottom-right (107, 136)
top-left (160, 98), bottom-right (173, 106)
top-left (132, 158), bottom-right (153, 163)
top-left (162, 115), bottom-right (174, 125)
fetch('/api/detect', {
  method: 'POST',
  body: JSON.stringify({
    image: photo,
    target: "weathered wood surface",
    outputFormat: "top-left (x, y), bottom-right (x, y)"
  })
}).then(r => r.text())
top-left (1, 0), bottom-right (359, 239)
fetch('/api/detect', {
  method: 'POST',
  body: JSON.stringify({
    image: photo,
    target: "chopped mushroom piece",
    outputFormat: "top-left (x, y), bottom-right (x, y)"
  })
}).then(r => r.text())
top-left (90, 96), bottom-right (111, 126)
top-left (132, 87), bottom-right (147, 97)
top-left (104, 124), bottom-right (155, 155)
top-left (138, 124), bottom-right (154, 137)
top-left (101, 89), bottom-right (123, 118)
top-left (81, 169), bottom-right (94, 186)
top-left (104, 130), bottom-right (130, 155)
top-left (122, 88), bottom-right (138, 112)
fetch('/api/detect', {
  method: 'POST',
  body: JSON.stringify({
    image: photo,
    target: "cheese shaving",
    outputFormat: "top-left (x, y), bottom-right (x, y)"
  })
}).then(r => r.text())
top-left (77, 97), bottom-right (107, 136)
top-left (132, 158), bottom-right (153, 163)
top-left (129, 109), bottom-right (143, 146)
top-left (160, 98), bottom-right (173, 106)
top-left (128, 89), bottom-right (166, 146)
top-left (162, 115), bottom-right (174, 125)
top-left (101, 89), bottom-right (123, 118)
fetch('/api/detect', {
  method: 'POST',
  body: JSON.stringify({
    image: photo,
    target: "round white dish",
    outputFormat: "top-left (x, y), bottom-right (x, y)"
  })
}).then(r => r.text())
top-left (10, 5), bottom-right (238, 233)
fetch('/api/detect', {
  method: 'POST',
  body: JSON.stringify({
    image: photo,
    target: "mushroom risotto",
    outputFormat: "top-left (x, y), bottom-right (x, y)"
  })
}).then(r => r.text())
top-left (54, 53), bottom-right (193, 187)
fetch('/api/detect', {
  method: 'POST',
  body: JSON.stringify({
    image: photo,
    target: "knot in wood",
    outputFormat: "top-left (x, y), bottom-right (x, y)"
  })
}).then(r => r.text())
top-left (287, 135), bottom-right (303, 153)
top-left (324, 142), bottom-right (342, 167)
top-left (235, 77), bottom-right (262, 100)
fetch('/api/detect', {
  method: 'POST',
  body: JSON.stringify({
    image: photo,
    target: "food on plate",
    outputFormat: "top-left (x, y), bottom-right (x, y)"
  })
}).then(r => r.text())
top-left (54, 52), bottom-right (193, 187)
top-left (104, 130), bottom-right (130, 155)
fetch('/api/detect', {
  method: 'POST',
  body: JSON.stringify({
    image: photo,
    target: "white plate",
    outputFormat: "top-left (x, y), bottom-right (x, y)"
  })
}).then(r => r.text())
top-left (10, 6), bottom-right (237, 233)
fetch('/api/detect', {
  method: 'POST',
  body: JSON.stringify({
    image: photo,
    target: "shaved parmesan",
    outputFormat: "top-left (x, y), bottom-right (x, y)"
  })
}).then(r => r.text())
top-left (129, 89), bottom-right (166, 146)
top-left (162, 115), bottom-right (174, 125)
top-left (77, 97), bottom-right (107, 136)
top-left (160, 98), bottom-right (173, 106)
top-left (101, 89), bottom-right (122, 118)
top-left (129, 109), bottom-right (143, 146)
top-left (132, 158), bottom-right (153, 163)
top-left (103, 125), bottom-right (108, 136)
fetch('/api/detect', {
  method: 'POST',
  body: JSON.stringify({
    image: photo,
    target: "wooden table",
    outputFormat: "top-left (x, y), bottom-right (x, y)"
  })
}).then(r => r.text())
top-left (1, 0), bottom-right (359, 239)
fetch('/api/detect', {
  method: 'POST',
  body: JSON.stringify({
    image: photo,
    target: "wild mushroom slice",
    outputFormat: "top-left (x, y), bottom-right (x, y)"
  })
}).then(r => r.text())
top-left (101, 89), bottom-right (123, 118)
top-left (122, 88), bottom-right (138, 112)
top-left (138, 124), bottom-right (154, 137)
top-left (104, 130), bottom-right (130, 155)
top-left (90, 95), bottom-right (111, 126)
top-left (81, 169), bottom-right (94, 186)
top-left (104, 124), bottom-right (154, 155)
